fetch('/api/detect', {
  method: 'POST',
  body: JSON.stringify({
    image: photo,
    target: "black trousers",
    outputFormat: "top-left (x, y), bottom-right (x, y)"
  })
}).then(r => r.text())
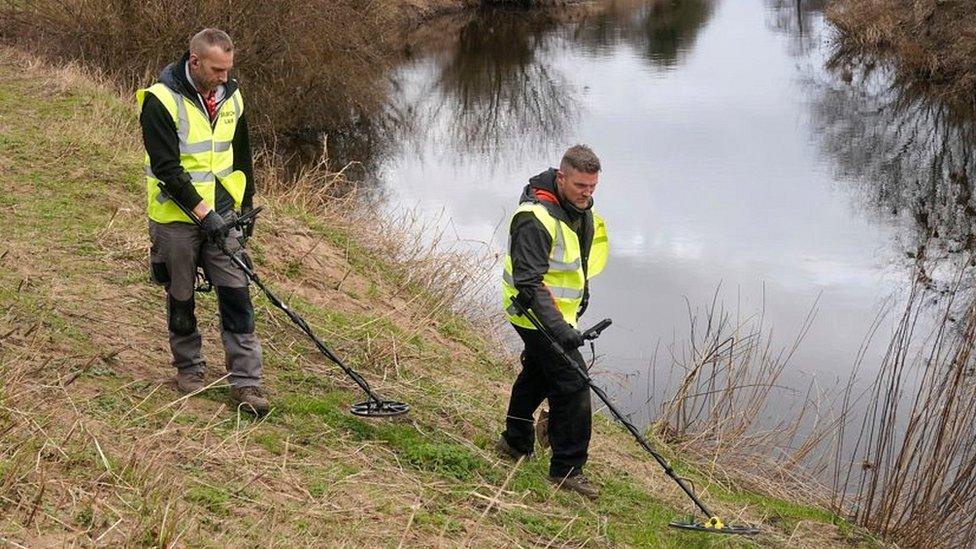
top-left (503, 324), bottom-right (592, 478)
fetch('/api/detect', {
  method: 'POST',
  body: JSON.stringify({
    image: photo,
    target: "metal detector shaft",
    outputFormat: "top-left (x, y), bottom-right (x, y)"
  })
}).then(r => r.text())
top-left (160, 186), bottom-right (392, 407)
top-left (509, 296), bottom-right (715, 519)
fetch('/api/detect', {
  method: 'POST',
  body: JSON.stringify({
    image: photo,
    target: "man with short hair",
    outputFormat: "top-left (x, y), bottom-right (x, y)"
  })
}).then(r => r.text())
top-left (498, 144), bottom-right (609, 498)
top-left (138, 28), bottom-right (268, 415)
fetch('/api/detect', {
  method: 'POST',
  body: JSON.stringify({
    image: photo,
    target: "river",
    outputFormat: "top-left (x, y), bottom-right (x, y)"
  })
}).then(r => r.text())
top-left (360, 0), bottom-right (944, 432)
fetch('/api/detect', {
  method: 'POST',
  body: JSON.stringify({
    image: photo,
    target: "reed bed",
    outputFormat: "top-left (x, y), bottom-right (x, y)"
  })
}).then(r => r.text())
top-left (654, 263), bottom-right (976, 547)
top-left (828, 269), bottom-right (976, 547)
top-left (649, 291), bottom-right (839, 504)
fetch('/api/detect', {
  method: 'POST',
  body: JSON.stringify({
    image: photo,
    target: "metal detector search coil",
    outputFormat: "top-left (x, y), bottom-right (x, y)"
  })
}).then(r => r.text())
top-left (669, 517), bottom-right (761, 536)
top-left (350, 400), bottom-right (410, 417)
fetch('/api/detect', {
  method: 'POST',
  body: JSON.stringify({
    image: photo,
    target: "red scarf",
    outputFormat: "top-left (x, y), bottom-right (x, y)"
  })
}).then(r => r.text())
top-left (203, 90), bottom-right (218, 121)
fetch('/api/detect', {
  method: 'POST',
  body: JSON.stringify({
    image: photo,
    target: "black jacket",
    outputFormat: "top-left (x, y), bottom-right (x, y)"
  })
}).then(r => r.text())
top-left (509, 168), bottom-right (595, 338)
top-left (139, 52), bottom-right (254, 214)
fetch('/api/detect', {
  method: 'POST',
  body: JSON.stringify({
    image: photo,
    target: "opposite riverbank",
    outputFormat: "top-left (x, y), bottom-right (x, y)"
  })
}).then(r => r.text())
top-left (828, 0), bottom-right (976, 114)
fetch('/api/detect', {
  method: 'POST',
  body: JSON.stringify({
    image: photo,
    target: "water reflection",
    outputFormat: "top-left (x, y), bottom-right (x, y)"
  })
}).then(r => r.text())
top-left (763, 0), bottom-right (976, 294)
top-left (766, 0), bottom-right (976, 293)
top-left (764, 0), bottom-right (826, 56)
top-left (810, 46), bottom-right (976, 293)
top-left (380, 0), bottom-right (717, 168)
top-left (423, 11), bottom-right (577, 158)
top-left (571, 0), bottom-right (716, 68)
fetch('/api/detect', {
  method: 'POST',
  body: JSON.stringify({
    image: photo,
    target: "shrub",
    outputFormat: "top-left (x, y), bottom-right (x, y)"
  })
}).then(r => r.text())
top-left (0, 0), bottom-right (399, 141)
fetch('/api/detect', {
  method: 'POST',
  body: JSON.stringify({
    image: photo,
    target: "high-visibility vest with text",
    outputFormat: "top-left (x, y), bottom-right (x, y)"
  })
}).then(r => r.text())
top-left (136, 82), bottom-right (247, 223)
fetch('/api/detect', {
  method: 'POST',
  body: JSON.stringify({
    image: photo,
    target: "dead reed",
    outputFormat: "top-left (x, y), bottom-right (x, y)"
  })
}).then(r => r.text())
top-left (654, 263), bottom-right (976, 547)
top-left (650, 290), bottom-right (839, 503)
top-left (829, 267), bottom-right (976, 547)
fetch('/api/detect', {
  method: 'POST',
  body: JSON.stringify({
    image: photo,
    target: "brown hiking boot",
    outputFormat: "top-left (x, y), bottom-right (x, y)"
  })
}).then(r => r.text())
top-left (175, 370), bottom-right (204, 394)
top-left (550, 474), bottom-right (600, 500)
top-left (536, 409), bottom-right (550, 449)
top-left (495, 436), bottom-right (532, 461)
top-left (230, 386), bottom-right (270, 416)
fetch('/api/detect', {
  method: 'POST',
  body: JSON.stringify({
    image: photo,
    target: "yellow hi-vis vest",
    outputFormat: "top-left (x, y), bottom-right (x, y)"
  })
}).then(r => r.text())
top-left (136, 82), bottom-right (248, 223)
top-left (501, 202), bottom-right (609, 329)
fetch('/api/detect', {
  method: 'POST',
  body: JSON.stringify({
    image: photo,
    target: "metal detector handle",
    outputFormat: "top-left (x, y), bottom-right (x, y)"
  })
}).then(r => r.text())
top-left (582, 318), bottom-right (612, 341)
top-left (234, 205), bottom-right (263, 229)
top-left (156, 184), bottom-right (262, 231)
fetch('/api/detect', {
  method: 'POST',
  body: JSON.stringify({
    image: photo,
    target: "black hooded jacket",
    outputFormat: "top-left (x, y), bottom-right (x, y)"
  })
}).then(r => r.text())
top-left (139, 52), bottom-right (254, 215)
top-left (509, 168), bottom-right (595, 338)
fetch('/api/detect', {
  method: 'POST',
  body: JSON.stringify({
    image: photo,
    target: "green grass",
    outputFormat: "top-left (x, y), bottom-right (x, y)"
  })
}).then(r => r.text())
top-left (279, 392), bottom-right (487, 481)
top-left (186, 485), bottom-right (230, 515)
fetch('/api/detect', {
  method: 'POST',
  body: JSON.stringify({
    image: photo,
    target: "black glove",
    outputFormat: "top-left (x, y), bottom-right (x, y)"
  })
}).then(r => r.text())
top-left (201, 210), bottom-right (229, 243)
top-left (554, 324), bottom-right (584, 350)
top-left (240, 204), bottom-right (255, 239)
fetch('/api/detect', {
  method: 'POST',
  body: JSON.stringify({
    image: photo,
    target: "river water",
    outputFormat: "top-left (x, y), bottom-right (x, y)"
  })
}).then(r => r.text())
top-left (367, 0), bottom-right (958, 425)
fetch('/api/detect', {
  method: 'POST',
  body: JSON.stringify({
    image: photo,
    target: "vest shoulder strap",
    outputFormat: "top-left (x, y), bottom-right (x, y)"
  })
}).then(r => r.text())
top-left (592, 210), bottom-right (606, 236)
top-left (513, 202), bottom-right (558, 238)
top-left (136, 82), bottom-right (182, 126)
top-left (588, 210), bottom-right (609, 277)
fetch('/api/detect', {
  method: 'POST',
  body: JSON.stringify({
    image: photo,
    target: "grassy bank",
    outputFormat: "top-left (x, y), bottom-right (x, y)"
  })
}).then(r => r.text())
top-left (0, 48), bottom-right (863, 546)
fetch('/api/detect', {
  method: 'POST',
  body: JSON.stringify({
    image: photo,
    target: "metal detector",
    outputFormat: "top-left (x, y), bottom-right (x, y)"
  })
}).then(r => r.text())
top-left (507, 294), bottom-right (758, 535)
top-left (160, 185), bottom-right (409, 417)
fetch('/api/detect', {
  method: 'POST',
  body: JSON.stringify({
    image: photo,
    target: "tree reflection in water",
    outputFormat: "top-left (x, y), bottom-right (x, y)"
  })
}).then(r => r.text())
top-left (570, 0), bottom-right (715, 68)
top-left (764, 0), bottom-right (976, 294)
top-left (426, 11), bottom-right (576, 160)
top-left (382, 0), bottom-right (717, 167)
top-left (812, 51), bottom-right (976, 292)
top-left (764, 0), bottom-right (826, 57)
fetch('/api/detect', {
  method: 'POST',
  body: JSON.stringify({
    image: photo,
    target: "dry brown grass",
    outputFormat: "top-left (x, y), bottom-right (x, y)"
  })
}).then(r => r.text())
top-left (827, 0), bottom-right (976, 114)
top-left (0, 0), bottom-right (399, 140)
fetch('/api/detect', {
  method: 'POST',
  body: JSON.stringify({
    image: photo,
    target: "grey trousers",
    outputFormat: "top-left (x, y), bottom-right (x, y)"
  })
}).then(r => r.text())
top-left (148, 213), bottom-right (263, 388)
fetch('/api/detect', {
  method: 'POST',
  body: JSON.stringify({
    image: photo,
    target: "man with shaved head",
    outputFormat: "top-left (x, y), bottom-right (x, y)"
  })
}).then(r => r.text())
top-left (138, 28), bottom-right (268, 415)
